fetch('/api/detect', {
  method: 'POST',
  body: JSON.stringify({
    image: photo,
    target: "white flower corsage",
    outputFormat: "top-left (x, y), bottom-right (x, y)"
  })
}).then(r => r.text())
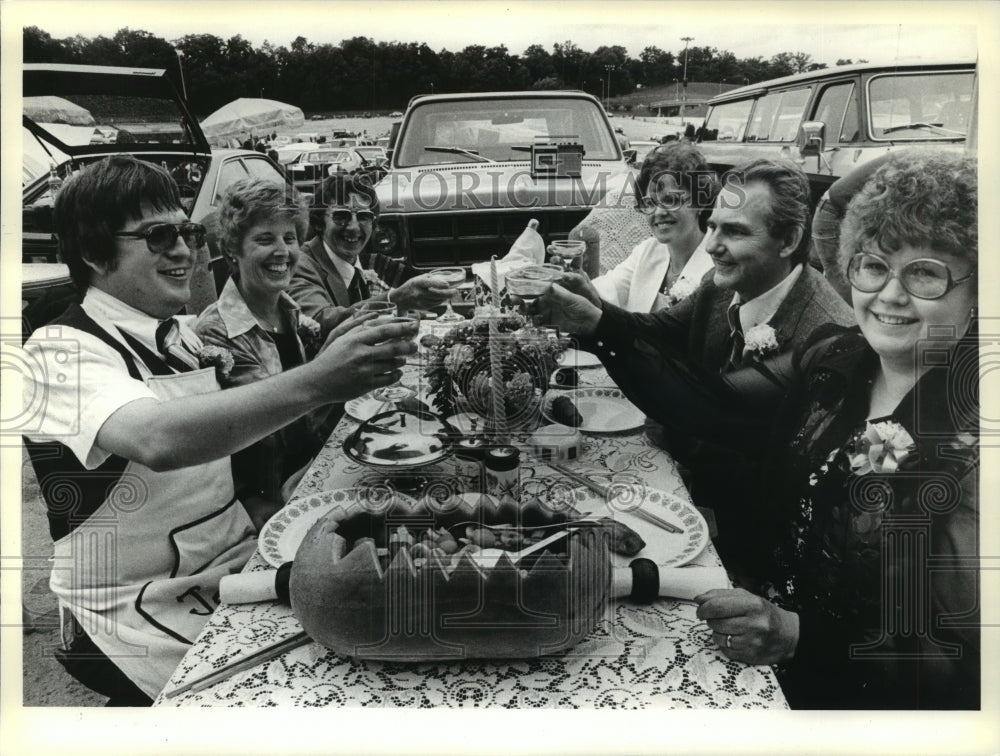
top-left (849, 420), bottom-right (916, 474)
top-left (362, 268), bottom-right (386, 292)
top-left (296, 313), bottom-right (324, 354)
top-left (297, 313), bottom-right (322, 339)
top-left (197, 345), bottom-right (235, 382)
top-left (664, 277), bottom-right (698, 307)
top-left (743, 323), bottom-right (780, 358)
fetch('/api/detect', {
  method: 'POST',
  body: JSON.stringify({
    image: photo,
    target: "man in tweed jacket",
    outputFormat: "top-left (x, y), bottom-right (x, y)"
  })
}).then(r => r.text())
top-left (540, 158), bottom-right (854, 569)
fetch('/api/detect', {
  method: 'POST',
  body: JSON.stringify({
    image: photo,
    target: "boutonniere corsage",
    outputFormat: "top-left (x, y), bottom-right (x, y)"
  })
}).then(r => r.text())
top-left (361, 269), bottom-right (384, 291)
top-left (743, 323), bottom-right (780, 358)
top-left (848, 420), bottom-right (916, 475)
top-left (197, 344), bottom-right (235, 382)
top-left (663, 277), bottom-right (697, 307)
top-left (296, 313), bottom-right (324, 353)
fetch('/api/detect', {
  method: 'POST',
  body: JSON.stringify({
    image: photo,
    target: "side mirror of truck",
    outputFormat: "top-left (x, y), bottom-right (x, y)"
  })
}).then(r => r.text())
top-left (797, 121), bottom-right (826, 157)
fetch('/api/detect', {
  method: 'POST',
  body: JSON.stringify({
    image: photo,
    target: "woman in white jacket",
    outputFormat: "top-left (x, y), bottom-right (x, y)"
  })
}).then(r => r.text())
top-left (593, 142), bottom-right (719, 312)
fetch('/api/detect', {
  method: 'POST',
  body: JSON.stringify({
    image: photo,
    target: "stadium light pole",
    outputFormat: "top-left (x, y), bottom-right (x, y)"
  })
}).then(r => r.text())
top-left (680, 36), bottom-right (694, 101)
top-left (604, 64), bottom-right (615, 110)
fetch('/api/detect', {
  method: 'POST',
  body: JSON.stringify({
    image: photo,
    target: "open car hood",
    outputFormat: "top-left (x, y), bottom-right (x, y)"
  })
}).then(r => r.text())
top-left (23, 63), bottom-right (210, 157)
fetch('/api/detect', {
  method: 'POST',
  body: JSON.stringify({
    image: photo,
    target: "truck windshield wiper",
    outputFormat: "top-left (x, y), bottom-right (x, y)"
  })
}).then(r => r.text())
top-left (423, 146), bottom-right (495, 163)
top-left (881, 122), bottom-right (964, 136)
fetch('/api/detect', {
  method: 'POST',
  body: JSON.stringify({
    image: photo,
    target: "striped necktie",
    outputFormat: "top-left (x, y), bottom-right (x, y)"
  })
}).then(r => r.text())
top-left (724, 301), bottom-right (744, 372)
top-left (155, 318), bottom-right (199, 373)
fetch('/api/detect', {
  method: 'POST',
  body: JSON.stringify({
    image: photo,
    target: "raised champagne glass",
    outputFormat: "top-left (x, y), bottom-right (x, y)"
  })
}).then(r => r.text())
top-left (429, 267), bottom-right (468, 323)
top-left (506, 268), bottom-right (555, 339)
top-left (547, 239), bottom-right (587, 272)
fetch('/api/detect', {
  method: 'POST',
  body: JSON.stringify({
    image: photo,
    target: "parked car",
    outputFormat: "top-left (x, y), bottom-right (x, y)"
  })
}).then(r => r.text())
top-left (372, 90), bottom-right (632, 270)
top-left (284, 148), bottom-right (364, 193)
top-left (696, 58), bottom-right (976, 205)
top-left (353, 145), bottom-right (388, 166)
top-left (274, 141), bottom-right (320, 165)
top-left (625, 140), bottom-right (659, 168)
top-left (21, 63), bottom-right (291, 324)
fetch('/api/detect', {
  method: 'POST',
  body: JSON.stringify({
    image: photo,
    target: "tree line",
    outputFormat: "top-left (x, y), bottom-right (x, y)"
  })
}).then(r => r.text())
top-left (24, 26), bottom-right (861, 116)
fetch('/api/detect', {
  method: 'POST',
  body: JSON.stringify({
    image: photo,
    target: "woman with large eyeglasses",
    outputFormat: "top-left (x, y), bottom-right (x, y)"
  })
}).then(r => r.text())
top-left (590, 142), bottom-right (720, 312)
top-left (592, 151), bottom-right (980, 708)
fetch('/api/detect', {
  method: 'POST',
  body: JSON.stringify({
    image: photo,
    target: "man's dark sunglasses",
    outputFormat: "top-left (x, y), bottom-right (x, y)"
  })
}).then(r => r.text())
top-left (115, 222), bottom-right (206, 254)
top-left (328, 208), bottom-right (376, 226)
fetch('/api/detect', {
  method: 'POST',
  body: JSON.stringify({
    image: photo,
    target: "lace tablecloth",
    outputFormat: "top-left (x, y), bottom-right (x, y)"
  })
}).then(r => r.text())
top-left (155, 348), bottom-right (788, 709)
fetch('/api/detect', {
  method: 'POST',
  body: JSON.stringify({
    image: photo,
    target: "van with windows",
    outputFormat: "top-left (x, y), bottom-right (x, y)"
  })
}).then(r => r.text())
top-left (696, 59), bottom-right (976, 205)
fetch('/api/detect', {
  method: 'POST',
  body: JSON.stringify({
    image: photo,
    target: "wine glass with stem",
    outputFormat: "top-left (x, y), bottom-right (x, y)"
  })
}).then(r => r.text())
top-left (506, 268), bottom-right (557, 340)
top-left (547, 239), bottom-right (587, 272)
top-left (429, 267), bottom-right (468, 323)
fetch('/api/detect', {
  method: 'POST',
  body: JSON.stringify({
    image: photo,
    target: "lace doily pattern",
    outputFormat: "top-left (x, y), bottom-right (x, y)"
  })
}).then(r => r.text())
top-left (155, 357), bottom-right (787, 709)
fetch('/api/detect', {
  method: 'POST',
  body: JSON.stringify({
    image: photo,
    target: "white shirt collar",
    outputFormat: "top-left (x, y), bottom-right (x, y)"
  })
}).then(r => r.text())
top-left (82, 286), bottom-right (203, 355)
top-left (730, 264), bottom-right (803, 331)
top-left (215, 278), bottom-right (302, 338)
top-left (322, 239), bottom-right (364, 284)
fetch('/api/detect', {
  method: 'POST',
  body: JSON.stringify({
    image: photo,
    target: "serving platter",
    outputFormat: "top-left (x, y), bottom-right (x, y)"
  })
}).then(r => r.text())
top-left (343, 409), bottom-right (456, 468)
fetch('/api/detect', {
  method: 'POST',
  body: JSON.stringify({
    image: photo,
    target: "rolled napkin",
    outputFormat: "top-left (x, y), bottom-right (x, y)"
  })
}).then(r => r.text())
top-left (219, 562), bottom-right (292, 605)
top-left (471, 218), bottom-right (544, 296)
top-left (612, 562), bottom-right (730, 602)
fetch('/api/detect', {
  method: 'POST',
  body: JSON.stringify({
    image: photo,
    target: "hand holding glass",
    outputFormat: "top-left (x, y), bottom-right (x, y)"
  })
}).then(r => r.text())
top-left (362, 315), bottom-right (419, 342)
top-left (428, 267), bottom-right (467, 323)
top-left (507, 270), bottom-right (555, 339)
top-left (547, 240), bottom-right (587, 272)
top-left (354, 300), bottom-right (397, 317)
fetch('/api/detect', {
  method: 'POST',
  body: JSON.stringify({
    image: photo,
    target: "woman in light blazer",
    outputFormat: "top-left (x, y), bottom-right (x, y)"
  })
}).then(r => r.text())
top-left (593, 142), bottom-right (719, 312)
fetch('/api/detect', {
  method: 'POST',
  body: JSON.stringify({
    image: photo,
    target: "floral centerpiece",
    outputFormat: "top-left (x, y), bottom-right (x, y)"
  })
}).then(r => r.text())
top-left (421, 314), bottom-right (570, 426)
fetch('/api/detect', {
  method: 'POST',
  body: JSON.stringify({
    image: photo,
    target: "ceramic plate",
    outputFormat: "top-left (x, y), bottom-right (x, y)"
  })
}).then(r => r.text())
top-left (559, 348), bottom-right (602, 368)
top-left (542, 388), bottom-right (644, 433)
top-left (258, 488), bottom-right (416, 568)
top-left (343, 409), bottom-right (455, 468)
top-left (534, 484), bottom-right (709, 568)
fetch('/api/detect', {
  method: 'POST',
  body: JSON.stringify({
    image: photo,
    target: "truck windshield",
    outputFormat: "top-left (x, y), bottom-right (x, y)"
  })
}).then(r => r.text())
top-left (395, 97), bottom-right (619, 166)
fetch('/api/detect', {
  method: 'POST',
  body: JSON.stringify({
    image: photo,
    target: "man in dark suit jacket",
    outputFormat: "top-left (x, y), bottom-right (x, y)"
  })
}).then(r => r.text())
top-left (540, 158), bottom-right (854, 571)
top-left (289, 173), bottom-right (457, 334)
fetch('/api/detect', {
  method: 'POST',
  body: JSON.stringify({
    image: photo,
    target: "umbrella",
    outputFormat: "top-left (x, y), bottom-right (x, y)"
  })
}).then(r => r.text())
top-left (24, 96), bottom-right (96, 126)
top-left (200, 98), bottom-right (305, 139)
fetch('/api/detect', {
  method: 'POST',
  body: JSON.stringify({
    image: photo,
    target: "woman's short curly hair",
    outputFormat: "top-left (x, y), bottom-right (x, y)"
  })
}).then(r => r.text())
top-left (840, 151), bottom-right (977, 270)
top-left (636, 141), bottom-right (720, 231)
top-left (218, 178), bottom-right (308, 277)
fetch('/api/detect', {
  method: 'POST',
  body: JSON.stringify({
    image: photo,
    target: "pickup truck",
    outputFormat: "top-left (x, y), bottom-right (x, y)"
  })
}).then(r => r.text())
top-left (371, 90), bottom-right (633, 270)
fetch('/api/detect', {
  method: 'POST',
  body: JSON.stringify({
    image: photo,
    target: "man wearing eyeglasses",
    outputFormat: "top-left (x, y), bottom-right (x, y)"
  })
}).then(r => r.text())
top-left (289, 173), bottom-right (457, 332)
top-left (538, 158), bottom-right (853, 572)
top-left (21, 156), bottom-right (418, 704)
